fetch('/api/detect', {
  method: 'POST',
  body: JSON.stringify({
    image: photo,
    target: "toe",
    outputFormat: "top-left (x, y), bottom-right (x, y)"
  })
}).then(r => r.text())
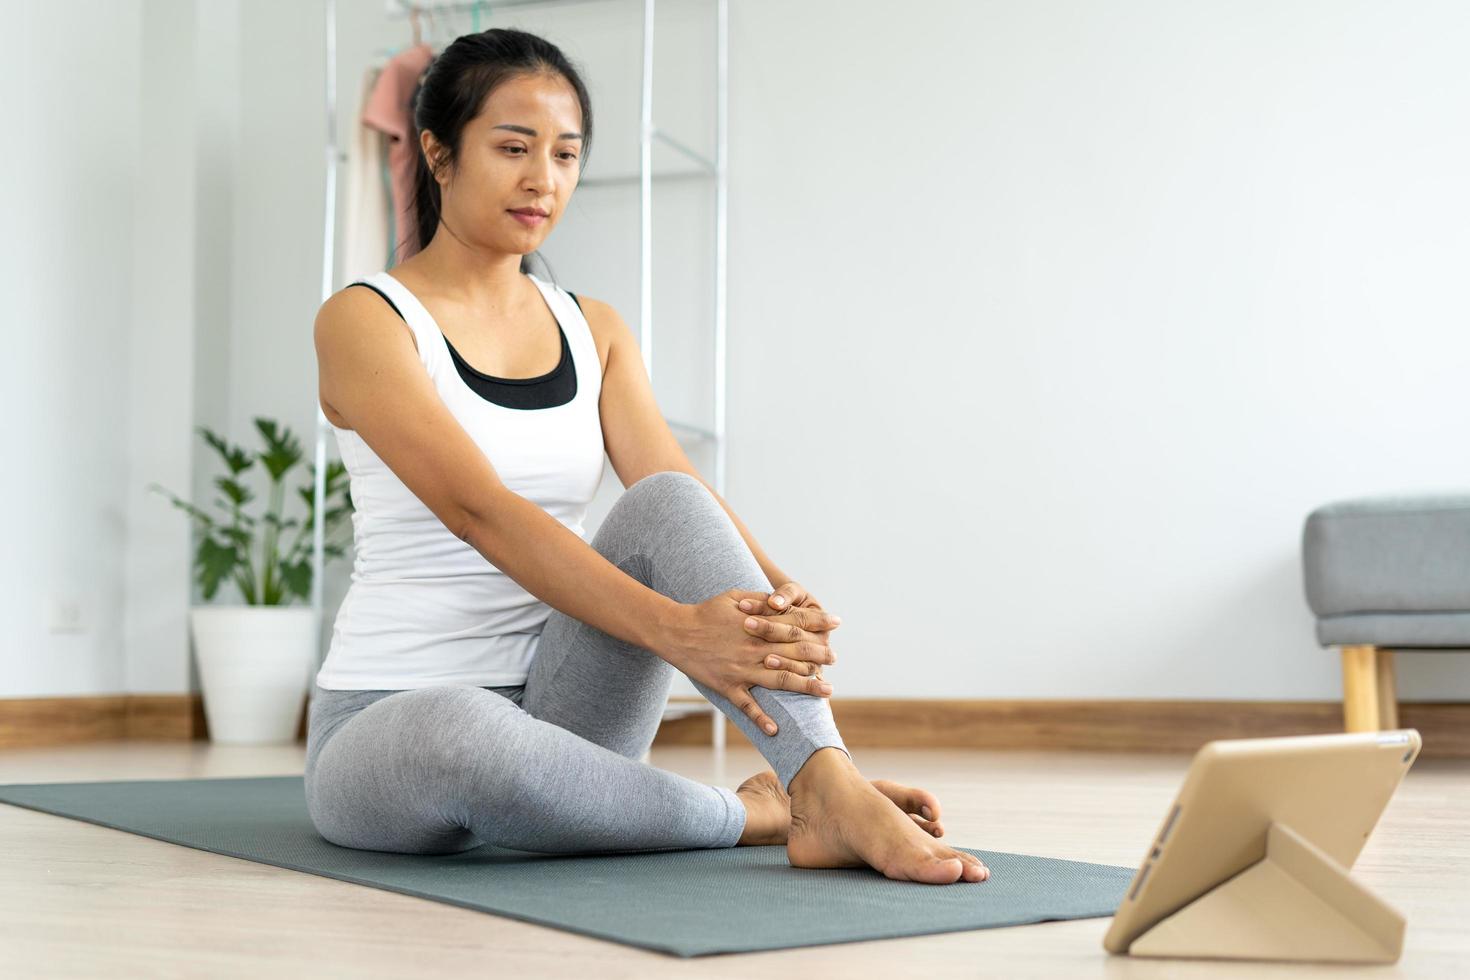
top-left (954, 852), bottom-right (990, 882)
top-left (911, 855), bottom-right (965, 885)
top-left (871, 779), bottom-right (942, 822)
top-left (881, 841), bottom-right (965, 884)
top-left (906, 812), bottom-right (944, 837)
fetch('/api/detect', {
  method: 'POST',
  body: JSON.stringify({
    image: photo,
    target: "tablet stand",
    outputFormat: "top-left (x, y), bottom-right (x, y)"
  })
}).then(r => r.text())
top-left (1128, 821), bottom-right (1406, 963)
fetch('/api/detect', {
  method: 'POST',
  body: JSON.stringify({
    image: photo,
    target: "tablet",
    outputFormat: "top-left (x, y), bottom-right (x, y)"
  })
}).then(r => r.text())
top-left (1102, 728), bottom-right (1421, 958)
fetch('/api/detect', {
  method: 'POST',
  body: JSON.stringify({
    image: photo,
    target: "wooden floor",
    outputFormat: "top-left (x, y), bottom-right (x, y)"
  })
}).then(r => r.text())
top-left (0, 741), bottom-right (1465, 979)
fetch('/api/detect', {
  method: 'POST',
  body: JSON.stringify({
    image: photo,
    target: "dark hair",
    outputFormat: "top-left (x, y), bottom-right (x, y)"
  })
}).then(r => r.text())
top-left (406, 28), bottom-right (594, 277)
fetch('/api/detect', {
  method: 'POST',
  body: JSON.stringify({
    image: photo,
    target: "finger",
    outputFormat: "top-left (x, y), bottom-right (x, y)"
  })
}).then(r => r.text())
top-left (745, 617), bottom-right (838, 661)
top-left (762, 654), bottom-right (819, 676)
top-left (767, 583), bottom-right (807, 611)
top-left (730, 686), bottom-right (779, 735)
top-left (754, 669), bottom-right (832, 698)
top-left (743, 615), bottom-right (803, 643)
top-left (797, 607), bottom-right (842, 632)
top-left (787, 639), bottom-right (838, 667)
top-left (743, 620), bottom-right (839, 666)
top-left (739, 605), bottom-right (841, 634)
top-left (732, 590), bottom-right (771, 613)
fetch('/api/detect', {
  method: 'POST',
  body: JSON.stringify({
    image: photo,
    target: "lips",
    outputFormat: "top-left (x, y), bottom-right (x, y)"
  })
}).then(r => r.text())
top-left (508, 211), bottom-right (546, 228)
top-left (509, 207), bottom-right (549, 216)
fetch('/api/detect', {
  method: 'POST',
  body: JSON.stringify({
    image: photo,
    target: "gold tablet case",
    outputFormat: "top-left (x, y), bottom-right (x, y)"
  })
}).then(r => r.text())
top-left (1106, 730), bottom-right (1418, 964)
top-left (1128, 820), bottom-right (1405, 963)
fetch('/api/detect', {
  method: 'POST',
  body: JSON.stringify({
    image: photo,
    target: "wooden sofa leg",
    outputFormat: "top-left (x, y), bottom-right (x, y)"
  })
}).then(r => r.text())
top-left (1341, 645), bottom-right (1381, 732)
top-left (1375, 649), bottom-right (1399, 730)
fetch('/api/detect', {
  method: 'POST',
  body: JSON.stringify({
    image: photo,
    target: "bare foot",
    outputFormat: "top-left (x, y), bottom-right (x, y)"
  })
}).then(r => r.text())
top-left (734, 770), bottom-right (950, 846)
top-left (786, 748), bottom-right (991, 884)
top-left (734, 771), bottom-right (789, 846)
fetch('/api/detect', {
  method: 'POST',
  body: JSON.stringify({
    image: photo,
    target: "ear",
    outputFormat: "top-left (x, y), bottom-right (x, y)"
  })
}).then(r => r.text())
top-left (419, 130), bottom-right (446, 181)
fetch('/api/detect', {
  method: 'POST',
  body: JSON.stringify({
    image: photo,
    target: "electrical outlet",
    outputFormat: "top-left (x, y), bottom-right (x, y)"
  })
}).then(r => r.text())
top-left (47, 596), bottom-right (85, 634)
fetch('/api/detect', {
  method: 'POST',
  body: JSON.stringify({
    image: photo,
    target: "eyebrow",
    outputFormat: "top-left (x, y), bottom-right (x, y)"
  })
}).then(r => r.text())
top-left (493, 124), bottom-right (583, 141)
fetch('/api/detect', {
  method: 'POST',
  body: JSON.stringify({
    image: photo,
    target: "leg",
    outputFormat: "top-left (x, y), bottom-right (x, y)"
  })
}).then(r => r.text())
top-left (521, 474), bottom-right (987, 885)
top-left (304, 684), bottom-right (745, 855)
top-left (521, 471), bottom-right (851, 792)
top-left (1375, 648), bottom-right (1399, 730)
top-left (1341, 644), bottom-right (1381, 732)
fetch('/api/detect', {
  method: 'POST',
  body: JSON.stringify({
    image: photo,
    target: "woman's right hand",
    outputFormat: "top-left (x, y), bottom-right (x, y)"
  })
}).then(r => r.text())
top-left (657, 589), bottom-right (840, 736)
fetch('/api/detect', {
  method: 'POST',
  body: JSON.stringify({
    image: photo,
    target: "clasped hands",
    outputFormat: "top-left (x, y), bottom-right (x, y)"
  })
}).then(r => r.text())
top-left (663, 580), bottom-right (842, 737)
top-left (736, 581), bottom-right (841, 693)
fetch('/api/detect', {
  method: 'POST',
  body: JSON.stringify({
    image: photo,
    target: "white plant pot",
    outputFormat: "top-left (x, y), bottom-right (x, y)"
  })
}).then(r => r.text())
top-left (189, 605), bottom-right (317, 745)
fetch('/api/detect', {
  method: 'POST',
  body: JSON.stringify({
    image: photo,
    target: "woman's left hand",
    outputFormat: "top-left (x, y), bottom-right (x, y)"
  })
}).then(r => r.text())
top-left (738, 582), bottom-right (840, 678)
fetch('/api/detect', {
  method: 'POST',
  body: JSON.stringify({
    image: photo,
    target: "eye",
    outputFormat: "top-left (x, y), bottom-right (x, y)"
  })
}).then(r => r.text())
top-left (501, 145), bottom-right (578, 161)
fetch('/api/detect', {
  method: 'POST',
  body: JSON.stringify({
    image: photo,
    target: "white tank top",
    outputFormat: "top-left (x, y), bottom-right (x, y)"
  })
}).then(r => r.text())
top-left (315, 270), bottom-right (605, 690)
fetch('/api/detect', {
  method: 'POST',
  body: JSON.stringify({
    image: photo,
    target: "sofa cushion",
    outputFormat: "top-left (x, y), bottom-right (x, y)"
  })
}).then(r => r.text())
top-left (1303, 493), bottom-right (1470, 616)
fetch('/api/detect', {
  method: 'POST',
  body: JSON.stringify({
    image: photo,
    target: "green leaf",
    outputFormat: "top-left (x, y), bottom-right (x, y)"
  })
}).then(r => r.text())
top-left (279, 559), bottom-right (312, 600)
top-left (220, 526), bottom-right (251, 548)
top-left (254, 417), bottom-right (303, 483)
top-left (197, 535), bottom-right (239, 600)
top-left (157, 419), bottom-right (357, 604)
top-left (212, 499), bottom-right (257, 526)
top-left (215, 476), bottom-right (254, 507)
top-left (147, 483), bottom-right (218, 532)
top-left (299, 459), bottom-right (356, 514)
top-left (325, 459), bottom-right (350, 492)
top-left (198, 426), bottom-right (254, 476)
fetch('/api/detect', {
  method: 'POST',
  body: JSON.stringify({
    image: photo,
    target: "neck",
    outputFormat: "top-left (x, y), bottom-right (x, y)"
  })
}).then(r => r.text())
top-left (405, 223), bottom-right (532, 313)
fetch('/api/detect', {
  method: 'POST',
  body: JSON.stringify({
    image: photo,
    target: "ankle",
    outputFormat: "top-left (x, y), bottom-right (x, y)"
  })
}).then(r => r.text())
top-left (735, 786), bottom-right (781, 846)
top-left (788, 747), bottom-right (858, 798)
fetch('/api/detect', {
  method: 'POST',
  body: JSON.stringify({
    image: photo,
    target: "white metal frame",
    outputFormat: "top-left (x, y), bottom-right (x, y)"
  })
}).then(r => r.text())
top-left (313, 0), bottom-right (730, 753)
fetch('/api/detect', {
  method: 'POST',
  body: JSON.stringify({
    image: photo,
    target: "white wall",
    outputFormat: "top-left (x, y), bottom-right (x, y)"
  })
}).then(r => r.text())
top-left (3, 1), bottom-right (146, 697)
top-left (125, 0), bottom-right (203, 696)
top-left (5, 0), bottom-right (1467, 702)
top-left (721, 0), bottom-right (1470, 700)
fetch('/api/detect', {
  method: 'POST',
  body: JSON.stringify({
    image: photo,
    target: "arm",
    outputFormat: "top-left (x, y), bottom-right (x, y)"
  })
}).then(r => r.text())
top-left (583, 295), bottom-right (792, 591)
top-left (315, 286), bottom-right (682, 656)
top-left (463, 490), bottom-right (680, 653)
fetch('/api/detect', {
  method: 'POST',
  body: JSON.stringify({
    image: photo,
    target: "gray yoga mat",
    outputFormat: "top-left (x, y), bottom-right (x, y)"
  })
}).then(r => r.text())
top-left (0, 775), bottom-right (1135, 957)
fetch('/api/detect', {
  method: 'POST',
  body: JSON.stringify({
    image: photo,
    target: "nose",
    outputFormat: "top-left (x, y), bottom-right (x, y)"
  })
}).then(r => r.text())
top-left (521, 149), bottom-right (558, 198)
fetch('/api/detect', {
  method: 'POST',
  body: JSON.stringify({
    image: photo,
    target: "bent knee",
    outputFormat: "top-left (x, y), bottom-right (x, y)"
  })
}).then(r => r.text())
top-left (622, 470), bottom-right (712, 512)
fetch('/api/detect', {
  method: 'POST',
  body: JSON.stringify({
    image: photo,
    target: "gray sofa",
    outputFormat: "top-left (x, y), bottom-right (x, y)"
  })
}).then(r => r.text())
top-left (1302, 493), bottom-right (1470, 731)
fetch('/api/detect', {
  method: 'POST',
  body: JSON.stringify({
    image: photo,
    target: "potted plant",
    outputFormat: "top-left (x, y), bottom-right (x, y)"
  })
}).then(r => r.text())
top-left (148, 418), bottom-right (354, 744)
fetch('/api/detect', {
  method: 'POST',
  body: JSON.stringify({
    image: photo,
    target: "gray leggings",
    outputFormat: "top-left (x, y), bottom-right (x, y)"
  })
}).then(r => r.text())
top-left (304, 471), bottom-right (850, 856)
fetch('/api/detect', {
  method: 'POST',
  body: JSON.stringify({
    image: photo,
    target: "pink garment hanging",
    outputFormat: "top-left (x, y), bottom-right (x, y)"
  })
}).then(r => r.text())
top-left (342, 63), bottom-right (390, 284)
top-left (362, 42), bottom-right (435, 265)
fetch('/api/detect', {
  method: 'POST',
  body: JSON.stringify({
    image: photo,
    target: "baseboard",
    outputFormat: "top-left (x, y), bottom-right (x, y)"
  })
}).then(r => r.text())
top-left (2, 694), bottom-right (1467, 757)
top-left (0, 693), bottom-right (304, 749)
top-left (652, 699), bottom-right (1470, 758)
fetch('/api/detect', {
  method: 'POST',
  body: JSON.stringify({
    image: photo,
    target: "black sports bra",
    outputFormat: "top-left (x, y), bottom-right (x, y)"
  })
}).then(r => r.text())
top-left (350, 281), bottom-right (582, 411)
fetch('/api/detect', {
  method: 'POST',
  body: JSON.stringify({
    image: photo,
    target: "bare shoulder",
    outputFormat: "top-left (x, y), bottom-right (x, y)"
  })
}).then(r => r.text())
top-left (314, 283), bottom-right (423, 427)
top-left (316, 282), bottom-right (417, 355)
top-left (572, 292), bottom-right (619, 333)
top-left (566, 292), bottom-right (629, 378)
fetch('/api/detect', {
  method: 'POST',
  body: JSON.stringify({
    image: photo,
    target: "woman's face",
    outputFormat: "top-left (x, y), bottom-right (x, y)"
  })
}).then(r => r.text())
top-left (427, 71), bottom-right (583, 255)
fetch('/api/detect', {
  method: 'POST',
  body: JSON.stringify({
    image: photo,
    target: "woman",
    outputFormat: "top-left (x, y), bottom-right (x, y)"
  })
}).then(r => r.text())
top-left (306, 27), bottom-right (987, 886)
